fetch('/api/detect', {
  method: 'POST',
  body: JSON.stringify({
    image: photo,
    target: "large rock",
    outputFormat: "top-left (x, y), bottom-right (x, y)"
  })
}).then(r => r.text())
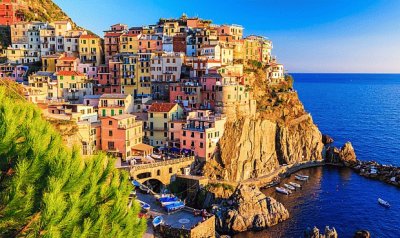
top-left (304, 226), bottom-right (338, 238)
top-left (339, 142), bottom-right (357, 166)
top-left (205, 114), bottom-right (323, 182)
top-left (354, 230), bottom-right (370, 238)
top-left (215, 184), bottom-right (289, 234)
top-left (322, 134), bottom-right (334, 145)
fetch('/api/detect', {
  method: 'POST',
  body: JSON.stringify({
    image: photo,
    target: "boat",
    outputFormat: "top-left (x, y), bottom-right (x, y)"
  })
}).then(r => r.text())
top-left (152, 216), bottom-right (164, 227)
top-left (164, 201), bottom-right (185, 213)
top-left (295, 175), bottom-right (308, 181)
top-left (378, 198), bottom-right (390, 208)
top-left (289, 182), bottom-right (301, 188)
top-left (138, 200), bottom-right (151, 211)
top-left (275, 187), bottom-right (290, 195)
top-left (131, 180), bottom-right (141, 187)
top-left (284, 183), bottom-right (296, 190)
top-left (159, 196), bottom-right (180, 207)
top-left (296, 174), bottom-right (309, 179)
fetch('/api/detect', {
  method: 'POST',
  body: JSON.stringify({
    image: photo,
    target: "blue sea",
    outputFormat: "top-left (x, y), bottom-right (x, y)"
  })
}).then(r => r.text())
top-left (236, 74), bottom-right (400, 238)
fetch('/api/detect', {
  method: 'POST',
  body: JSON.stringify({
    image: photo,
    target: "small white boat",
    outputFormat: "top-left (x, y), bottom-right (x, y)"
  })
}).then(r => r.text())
top-left (295, 175), bottom-right (308, 181)
top-left (289, 182), bottom-right (301, 188)
top-left (152, 216), bottom-right (164, 227)
top-left (296, 174), bottom-right (309, 179)
top-left (276, 187), bottom-right (290, 195)
top-left (378, 198), bottom-right (390, 208)
top-left (284, 183), bottom-right (296, 190)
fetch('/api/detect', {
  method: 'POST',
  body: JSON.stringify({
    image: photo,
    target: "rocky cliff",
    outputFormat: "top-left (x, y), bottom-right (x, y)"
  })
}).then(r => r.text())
top-left (213, 184), bottom-right (289, 234)
top-left (204, 72), bottom-right (324, 182)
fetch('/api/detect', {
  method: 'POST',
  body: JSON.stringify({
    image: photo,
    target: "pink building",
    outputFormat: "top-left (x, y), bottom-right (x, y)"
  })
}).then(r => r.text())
top-left (93, 63), bottom-right (120, 94)
top-left (100, 114), bottom-right (146, 160)
top-left (169, 81), bottom-right (202, 110)
top-left (78, 63), bottom-right (97, 80)
top-left (200, 71), bottom-right (222, 110)
top-left (180, 110), bottom-right (227, 161)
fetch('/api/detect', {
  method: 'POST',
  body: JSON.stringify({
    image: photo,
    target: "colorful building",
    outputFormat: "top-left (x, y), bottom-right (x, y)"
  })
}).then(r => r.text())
top-left (146, 103), bottom-right (184, 147)
top-left (98, 93), bottom-right (134, 117)
top-left (100, 114), bottom-right (144, 160)
top-left (180, 110), bottom-right (226, 161)
top-left (79, 34), bottom-right (103, 66)
top-left (56, 70), bottom-right (93, 103)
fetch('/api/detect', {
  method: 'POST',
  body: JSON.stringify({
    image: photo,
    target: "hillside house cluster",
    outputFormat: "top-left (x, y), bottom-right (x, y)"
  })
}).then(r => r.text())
top-left (1, 14), bottom-right (287, 162)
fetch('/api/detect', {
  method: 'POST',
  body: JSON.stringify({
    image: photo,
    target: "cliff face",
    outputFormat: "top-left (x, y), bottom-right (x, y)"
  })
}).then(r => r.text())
top-left (204, 72), bottom-right (324, 182)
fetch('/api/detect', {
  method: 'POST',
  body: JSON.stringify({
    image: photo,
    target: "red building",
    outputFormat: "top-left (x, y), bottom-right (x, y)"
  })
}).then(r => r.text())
top-left (173, 34), bottom-right (186, 53)
top-left (0, 0), bottom-right (26, 25)
top-left (104, 23), bottom-right (127, 62)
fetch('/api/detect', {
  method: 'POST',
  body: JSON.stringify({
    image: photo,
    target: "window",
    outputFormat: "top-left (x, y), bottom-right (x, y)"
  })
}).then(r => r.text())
top-left (170, 123), bottom-right (174, 128)
top-left (150, 113), bottom-right (153, 118)
top-left (164, 122), bottom-right (167, 130)
top-left (119, 109), bottom-right (123, 115)
top-left (169, 168), bottom-right (173, 173)
top-left (163, 113), bottom-right (167, 118)
top-left (183, 131), bottom-right (186, 136)
top-left (191, 132), bottom-right (194, 138)
top-left (109, 130), bottom-right (113, 136)
top-left (164, 132), bottom-right (167, 137)
top-left (157, 170), bottom-right (160, 176)
top-left (200, 142), bottom-right (204, 148)
top-left (108, 120), bottom-right (113, 125)
top-left (200, 133), bottom-right (204, 139)
top-left (183, 140), bottom-right (186, 145)
top-left (108, 141), bottom-right (114, 149)
top-left (60, 83), bottom-right (63, 88)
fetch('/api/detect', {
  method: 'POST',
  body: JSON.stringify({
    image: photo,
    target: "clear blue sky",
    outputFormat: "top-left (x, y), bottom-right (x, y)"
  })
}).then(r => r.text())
top-left (54, 0), bottom-right (400, 73)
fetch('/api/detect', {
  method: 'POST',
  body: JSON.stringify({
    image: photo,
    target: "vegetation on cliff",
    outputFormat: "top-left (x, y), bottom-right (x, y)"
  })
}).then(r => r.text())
top-left (0, 86), bottom-right (145, 237)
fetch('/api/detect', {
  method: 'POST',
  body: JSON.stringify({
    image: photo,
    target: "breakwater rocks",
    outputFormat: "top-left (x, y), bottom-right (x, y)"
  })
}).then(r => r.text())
top-left (304, 226), bottom-right (338, 238)
top-left (326, 141), bottom-right (400, 187)
top-left (213, 184), bottom-right (289, 234)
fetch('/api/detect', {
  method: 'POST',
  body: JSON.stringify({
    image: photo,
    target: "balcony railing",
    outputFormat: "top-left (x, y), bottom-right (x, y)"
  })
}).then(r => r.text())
top-left (182, 125), bottom-right (211, 132)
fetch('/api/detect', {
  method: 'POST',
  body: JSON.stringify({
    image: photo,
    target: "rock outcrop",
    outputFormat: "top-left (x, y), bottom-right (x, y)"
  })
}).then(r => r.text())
top-left (213, 184), bottom-right (289, 234)
top-left (322, 134), bottom-right (334, 145)
top-left (205, 113), bottom-right (323, 182)
top-left (304, 226), bottom-right (338, 238)
top-left (354, 230), bottom-right (371, 238)
top-left (325, 142), bottom-right (357, 166)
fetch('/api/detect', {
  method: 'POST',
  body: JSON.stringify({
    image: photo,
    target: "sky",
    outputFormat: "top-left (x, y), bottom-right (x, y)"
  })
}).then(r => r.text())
top-left (53, 0), bottom-right (400, 73)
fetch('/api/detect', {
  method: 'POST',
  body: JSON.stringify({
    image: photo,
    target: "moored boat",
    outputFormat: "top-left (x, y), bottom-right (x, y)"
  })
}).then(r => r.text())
top-left (378, 198), bottom-right (390, 208)
top-left (284, 183), bottom-right (296, 190)
top-left (164, 201), bottom-right (185, 213)
top-left (289, 182), bottom-right (301, 188)
top-left (295, 175), bottom-right (308, 181)
top-left (159, 196), bottom-right (180, 207)
top-left (138, 200), bottom-right (151, 211)
top-left (152, 216), bottom-right (164, 227)
top-left (296, 174), bottom-right (309, 179)
top-left (276, 187), bottom-right (290, 195)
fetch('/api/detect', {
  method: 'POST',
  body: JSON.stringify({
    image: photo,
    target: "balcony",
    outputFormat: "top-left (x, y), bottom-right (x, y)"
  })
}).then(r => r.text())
top-left (118, 122), bottom-right (142, 129)
top-left (182, 125), bottom-right (211, 132)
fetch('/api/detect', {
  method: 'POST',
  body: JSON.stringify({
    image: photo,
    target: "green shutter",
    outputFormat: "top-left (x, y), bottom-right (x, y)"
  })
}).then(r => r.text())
top-left (102, 109), bottom-right (106, 117)
top-left (119, 109), bottom-right (123, 115)
top-left (111, 109), bottom-right (115, 116)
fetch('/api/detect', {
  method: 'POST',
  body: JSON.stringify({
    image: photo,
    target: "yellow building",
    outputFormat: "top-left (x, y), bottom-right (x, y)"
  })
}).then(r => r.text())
top-left (135, 53), bottom-right (152, 97)
top-left (147, 103), bottom-right (184, 147)
top-left (244, 35), bottom-right (272, 63)
top-left (41, 53), bottom-right (63, 72)
top-left (28, 71), bottom-right (57, 100)
top-left (5, 47), bottom-right (27, 64)
top-left (120, 33), bottom-right (140, 53)
top-left (79, 35), bottom-right (103, 66)
top-left (120, 53), bottom-right (137, 95)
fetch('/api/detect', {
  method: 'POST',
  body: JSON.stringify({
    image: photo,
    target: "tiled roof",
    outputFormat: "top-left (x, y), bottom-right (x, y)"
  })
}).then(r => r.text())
top-left (56, 71), bottom-right (85, 76)
top-left (100, 93), bottom-right (128, 99)
top-left (105, 32), bottom-right (123, 37)
top-left (148, 103), bottom-right (177, 112)
top-left (80, 35), bottom-right (99, 39)
top-left (59, 56), bottom-right (78, 61)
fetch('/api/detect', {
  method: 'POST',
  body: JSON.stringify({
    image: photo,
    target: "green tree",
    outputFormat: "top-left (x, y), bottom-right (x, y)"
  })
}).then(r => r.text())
top-left (0, 86), bottom-right (146, 237)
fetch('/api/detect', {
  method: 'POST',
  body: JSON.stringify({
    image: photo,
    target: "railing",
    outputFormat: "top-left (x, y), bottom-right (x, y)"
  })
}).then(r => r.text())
top-left (131, 156), bottom-right (195, 171)
top-left (118, 122), bottom-right (142, 129)
top-left (182, 125), bottom-right (210, 132)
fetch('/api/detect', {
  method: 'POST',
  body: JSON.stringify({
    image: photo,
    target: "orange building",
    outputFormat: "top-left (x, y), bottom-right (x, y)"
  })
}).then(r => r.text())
top-left (0, 0), bottom-right (26, 25)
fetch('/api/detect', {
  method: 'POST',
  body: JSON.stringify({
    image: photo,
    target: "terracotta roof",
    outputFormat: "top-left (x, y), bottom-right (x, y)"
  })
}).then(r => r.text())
top-left (105, 32), bottom-right (123, 37)
top-left (56, 71), bottom-right (85, 76)
top-left (59, 56), bottom-right (78, 61)
top-left (148, 103), bottom-right (177, 112)
top-left (80, 35), bottom-right (99, 39)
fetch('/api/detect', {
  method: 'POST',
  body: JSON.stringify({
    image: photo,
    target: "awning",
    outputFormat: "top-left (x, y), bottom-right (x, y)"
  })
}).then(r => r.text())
top-left (170, 147), bottom-right (180, 153)
top-left (131, 143), bottom-right (154, 152)
top-left (181, 149), bottom-right (191, 154)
